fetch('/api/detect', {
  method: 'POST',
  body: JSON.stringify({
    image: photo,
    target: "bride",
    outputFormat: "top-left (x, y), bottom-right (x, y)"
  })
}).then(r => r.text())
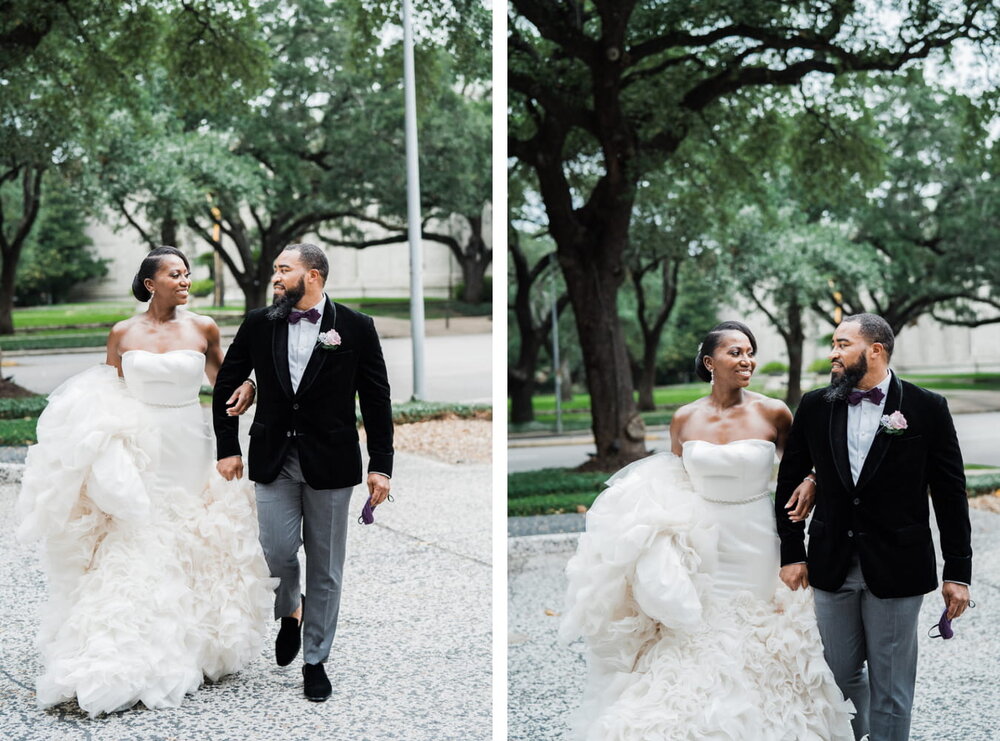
top-left (561, 321), bottom-right (855, 740)
top-left (17, 246), bottom-right (275, 717)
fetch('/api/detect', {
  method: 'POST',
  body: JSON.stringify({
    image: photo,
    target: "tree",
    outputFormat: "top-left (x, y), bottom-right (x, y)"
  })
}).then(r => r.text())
top-left (316, 74), bottom-right (492, 304)
top-left (14, 174), bottom-right (107, 305)
top-left (0, 0), bottom-right (269, 333)
top-left (509, 0), bottom-right (999, 467)
top-left (813, 77), bottom-right (1000, 334)
top-left (96, 0), bottom-right (491, 310)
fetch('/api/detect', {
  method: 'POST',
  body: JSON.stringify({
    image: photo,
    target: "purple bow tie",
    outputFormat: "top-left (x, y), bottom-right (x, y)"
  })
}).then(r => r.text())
top-left (288, 308), bottom-right (320, 325)
top-left (847, 387), bottom-right (885, 406)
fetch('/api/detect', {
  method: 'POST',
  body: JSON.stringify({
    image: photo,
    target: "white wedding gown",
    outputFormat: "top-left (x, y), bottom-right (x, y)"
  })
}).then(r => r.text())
top-left (17, 350), bottom-right (276, 717)
top-left (561, 439), bottom-right (855, 740)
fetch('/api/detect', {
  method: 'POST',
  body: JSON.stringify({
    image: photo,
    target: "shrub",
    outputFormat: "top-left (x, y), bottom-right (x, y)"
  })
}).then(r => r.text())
top-left (0, 397), bottom-right (48, 419)
top-left (808, 358), bottom-right (831, 373)
top-left (759, 361), bottom-right (788, 375)
top-left (189, 279), bottom-right (215, 298)
top-left (508, 468), bottom-right (609, 500)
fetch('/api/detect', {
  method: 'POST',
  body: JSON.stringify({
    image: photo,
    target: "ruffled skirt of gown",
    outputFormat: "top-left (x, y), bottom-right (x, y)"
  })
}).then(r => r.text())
top-left (560, 452), bottom-right (855, 741)
top-left (17, 364), bottom-right (276, 717)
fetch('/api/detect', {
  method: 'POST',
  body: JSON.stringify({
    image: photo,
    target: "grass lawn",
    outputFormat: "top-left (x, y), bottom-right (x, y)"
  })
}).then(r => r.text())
top-left (12, 303), bottom-right (134, 328)
top-left (898, 373), bottom-right (1000, 392)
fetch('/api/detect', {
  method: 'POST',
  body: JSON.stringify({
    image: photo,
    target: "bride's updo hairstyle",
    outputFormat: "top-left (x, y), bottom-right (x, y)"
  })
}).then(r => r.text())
top-left (694, 321), bottom-right (758, 383)
top-left (132, 246), bottom-right (191, 302)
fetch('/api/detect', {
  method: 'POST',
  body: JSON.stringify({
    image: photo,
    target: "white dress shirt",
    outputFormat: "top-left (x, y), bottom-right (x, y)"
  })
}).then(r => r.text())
top-left (847, 370), bottom-right (893, 484)
top-left (287, 298), bottom-right (325, 393)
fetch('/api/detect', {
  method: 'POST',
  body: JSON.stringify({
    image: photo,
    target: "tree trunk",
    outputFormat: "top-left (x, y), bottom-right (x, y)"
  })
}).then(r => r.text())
top-left (507, 337), bottom-right (540, 425)
top-left (458, 244), bottom-right (487, 304)
top-left (160, 209), bottom-right (178, 247)
top-left (457, 214), bottom-right (490, 304)
top-left (636, 344), bottom-right (658, 411)
top-left (0, 256), bottom-right (16, 335)
top-left (784, 300), bottom-right (805, 408)
top-left (560, 246), bottom-right (646, 467)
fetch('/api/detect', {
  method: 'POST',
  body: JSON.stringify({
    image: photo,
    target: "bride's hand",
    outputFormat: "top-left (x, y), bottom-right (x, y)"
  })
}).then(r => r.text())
top-left (225, 380), bottom-right (256, 416)
top-left (784, 479), bottom-right (815, 522)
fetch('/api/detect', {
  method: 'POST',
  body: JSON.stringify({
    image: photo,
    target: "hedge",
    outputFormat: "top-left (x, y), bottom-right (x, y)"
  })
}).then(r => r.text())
top-left (508, 468), bottom-right (609, 500)
top-left (0, 397), bottom-right (48, 419)
top-left (1, 333), bottom-right (108, 351)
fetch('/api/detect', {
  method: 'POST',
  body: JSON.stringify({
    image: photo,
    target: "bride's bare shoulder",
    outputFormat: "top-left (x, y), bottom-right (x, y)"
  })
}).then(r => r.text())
top-left (749, 392), bottom-right (792, 428)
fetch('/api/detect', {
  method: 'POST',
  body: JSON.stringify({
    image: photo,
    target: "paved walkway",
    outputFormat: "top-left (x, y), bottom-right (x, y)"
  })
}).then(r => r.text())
top-left (508, 509), bottom-right (1000, 740)
top-left (0, 450), bottom-right (491, 740)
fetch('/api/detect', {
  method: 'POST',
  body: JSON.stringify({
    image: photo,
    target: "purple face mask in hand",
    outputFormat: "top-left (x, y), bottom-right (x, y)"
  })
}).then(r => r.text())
top-left (358, 493), bottom-right (394, 525)
top-left (930, 609), bottom-right (954, 639)
top-left (928, 600), bottom-right (976, 640)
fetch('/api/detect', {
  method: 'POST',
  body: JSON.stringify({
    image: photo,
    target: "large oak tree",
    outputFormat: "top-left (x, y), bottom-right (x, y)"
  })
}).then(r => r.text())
top-left (509, 0), bottom-right (998, 467)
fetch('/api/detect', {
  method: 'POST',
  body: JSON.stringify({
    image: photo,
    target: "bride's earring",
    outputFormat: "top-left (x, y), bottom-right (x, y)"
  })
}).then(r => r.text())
top-left (710, 369), bottom-right (714, 387)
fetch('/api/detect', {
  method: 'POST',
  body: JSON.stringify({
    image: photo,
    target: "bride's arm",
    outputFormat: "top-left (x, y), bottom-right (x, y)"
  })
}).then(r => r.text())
top-left (202, 318), bottom-right (224, 386)
top-left (769, 401), bottom-right (814, 522)
top-left (105, 322), bottom-right (127, 377)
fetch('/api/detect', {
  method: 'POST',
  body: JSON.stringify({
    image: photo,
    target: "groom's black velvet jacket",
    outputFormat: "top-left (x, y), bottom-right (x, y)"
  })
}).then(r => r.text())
top-left (213, 296), bottom-right (393, 489)
top-left (775, 372), bottom-right (971, 599)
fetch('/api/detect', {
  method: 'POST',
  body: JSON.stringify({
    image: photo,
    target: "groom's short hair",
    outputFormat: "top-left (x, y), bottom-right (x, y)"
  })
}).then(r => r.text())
top-left (842, 313), bottom-right (894, 359)
top-left (285, 242), bottom-right (329, 282)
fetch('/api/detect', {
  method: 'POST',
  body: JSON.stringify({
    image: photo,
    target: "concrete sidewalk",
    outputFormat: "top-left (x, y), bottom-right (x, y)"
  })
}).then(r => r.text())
top-left (508, 510), bottom-right (1000, 741)
top-left (0, 451), bottom-right (491, 741)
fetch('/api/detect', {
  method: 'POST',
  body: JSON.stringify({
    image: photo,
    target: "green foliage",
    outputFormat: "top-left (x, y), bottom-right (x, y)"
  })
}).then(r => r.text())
top-left (508, 469), bottom-right (609, 500)
top-left (0, 397), bottom-right (47, 419)
top-left (0, 333), bottom-right (108, 351)
top-left (760, 361), bottom-right (789, 375)
top-left (189, 279), bottom-right (215, 298)
top-left (14, 175), bottom-right (108, 306)
top-left (11, 303), bottom-right (133, 328)
top-left (0, 419), bottom-right (37, 446)
top-left (384, 401), bottom-right (491, 425)
top-left (808, 358), bottom-right (831, 374)
top-left (968, 475), bottom-right (1000, 497)
top-left (508, 492), bottom-right (600, 517)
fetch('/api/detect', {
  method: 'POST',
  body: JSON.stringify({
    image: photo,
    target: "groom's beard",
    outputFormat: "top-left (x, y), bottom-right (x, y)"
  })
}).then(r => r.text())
top-left (266, 279), bottom-right (306, 320)
top-left (823, 354), bottom-right (868, 403)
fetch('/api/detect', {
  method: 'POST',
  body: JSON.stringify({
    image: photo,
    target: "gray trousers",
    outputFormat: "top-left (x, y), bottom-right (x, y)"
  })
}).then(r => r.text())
top-left (255, 446), bottom-right (353, 665)
top-left (813, 554), bottom-right (923, 741)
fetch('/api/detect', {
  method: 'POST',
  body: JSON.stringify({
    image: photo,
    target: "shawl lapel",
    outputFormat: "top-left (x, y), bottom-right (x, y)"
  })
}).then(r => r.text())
top-left (829, 395), bottom-right (853, 492)
top-left (272, 314), bottom-right (294, 399)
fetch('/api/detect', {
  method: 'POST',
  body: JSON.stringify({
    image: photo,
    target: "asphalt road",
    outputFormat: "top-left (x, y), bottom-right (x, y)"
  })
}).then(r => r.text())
top-left (508, 411), bottom-right (1000, 471)
top-left (3, 333), bottom-right (491, 405)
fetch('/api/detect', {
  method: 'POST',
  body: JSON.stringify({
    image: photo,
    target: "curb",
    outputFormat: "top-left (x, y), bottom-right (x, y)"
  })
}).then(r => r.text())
top-left (507, 532), bottom-right (580, 558)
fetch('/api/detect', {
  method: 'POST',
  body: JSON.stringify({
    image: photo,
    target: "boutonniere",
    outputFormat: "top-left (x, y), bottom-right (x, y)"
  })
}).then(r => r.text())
top-left (879, 410), bottom-right (908, 436)
top-left (316, 329), bottom-right (342, 351)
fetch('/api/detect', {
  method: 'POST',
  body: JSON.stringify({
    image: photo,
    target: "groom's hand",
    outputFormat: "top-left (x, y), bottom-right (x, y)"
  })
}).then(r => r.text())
top-left (780, 564), bottom-right (809, 591)
top-left (217, 456), bottom-right (244, 481)
top-left (367, 472), bottom-right (391, 506)
top-left (943, 581), bottom-right (971, 620)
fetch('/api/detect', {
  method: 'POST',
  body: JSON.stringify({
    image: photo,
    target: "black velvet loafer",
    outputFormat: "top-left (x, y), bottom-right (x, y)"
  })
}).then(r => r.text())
top-left (275, 615), bottom-right (301, 666)
top-left (303, 661), bottom-right (331, 702)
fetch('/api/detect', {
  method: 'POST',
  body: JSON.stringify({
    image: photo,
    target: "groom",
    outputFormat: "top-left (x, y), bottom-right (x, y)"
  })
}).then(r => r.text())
top-left (213, 242), bottom-right (394, 701)
top-left (776, 313), bottom-right (971, 741)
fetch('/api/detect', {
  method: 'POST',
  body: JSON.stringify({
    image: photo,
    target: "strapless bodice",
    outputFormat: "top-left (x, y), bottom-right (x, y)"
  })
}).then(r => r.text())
top-left (121, 350), bottom-right (205, 407)
top-left (682, 439), bottom-right (776, 504)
